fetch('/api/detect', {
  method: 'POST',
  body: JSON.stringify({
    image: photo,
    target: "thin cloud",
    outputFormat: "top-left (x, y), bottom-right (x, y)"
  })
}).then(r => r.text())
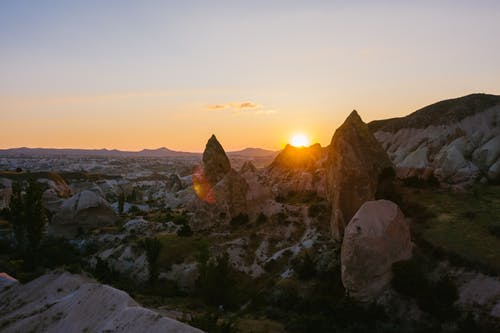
top-left (205, 101), bottom-right (276, 115)
top-left (207, 104), bottom-right (227, 110)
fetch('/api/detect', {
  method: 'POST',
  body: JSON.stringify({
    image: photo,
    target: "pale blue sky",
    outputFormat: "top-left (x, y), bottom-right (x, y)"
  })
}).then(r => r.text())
top-left (1, 1), bottom-right (499, 151)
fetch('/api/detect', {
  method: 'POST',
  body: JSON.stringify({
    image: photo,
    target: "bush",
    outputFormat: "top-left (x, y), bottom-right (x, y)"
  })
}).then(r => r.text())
top-left (186, 312), bottom-right (239, 333)
top-left (177, 224), bottom-right (193, 237)
top-left (392, 258), bottom-right (459, 320)
top-left (391, 258), bottom-right (427, 298)
top-left (128, 205), bottom-right (143, 215)
top-left (293, 251), bottom-right (316, 280)
top-left (173, 214), bottom-right (188, 225)
top-left (307, 202), bottom-right (329, 219)
top-left (488, 223), bottom-right (500, 238)
top-left (94, 257), bottom-right (120, 284)
top-left (143, 237), bottom-right (162, 285)
top-left (230, 213), bottom-right (249, 227)
top-left (255, 212), bottom-right (268, 225)
top-left (196, 254), bottom-right (243, 309)
top-left (39, 237), bottom-right (81, 269)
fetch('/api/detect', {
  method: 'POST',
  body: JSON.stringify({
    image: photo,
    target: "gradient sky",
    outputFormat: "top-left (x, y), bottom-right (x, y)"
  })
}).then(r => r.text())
top-left (1, 0), bottom-right (500, 152)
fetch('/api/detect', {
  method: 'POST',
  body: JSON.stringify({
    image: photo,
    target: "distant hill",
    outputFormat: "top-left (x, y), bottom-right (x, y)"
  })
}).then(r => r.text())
top-left (227, 147), bottom-right (279, 158)
top-left (368, 93), bottom-right (500, 133)
top-left (0, 146), bottom-right (279, 159)
top-left (0, 147), bottom-right (199, 158)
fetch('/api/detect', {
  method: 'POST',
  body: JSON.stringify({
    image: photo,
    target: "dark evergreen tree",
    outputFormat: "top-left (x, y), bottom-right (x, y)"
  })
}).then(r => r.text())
top-left (144, 237), bottom-right (162, 285)
top-left (8, 178), bottom-right (46, 269)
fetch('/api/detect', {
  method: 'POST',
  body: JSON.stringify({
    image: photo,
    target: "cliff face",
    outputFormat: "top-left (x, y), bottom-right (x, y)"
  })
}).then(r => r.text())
top-left (327, 111), bottom-right (393, 240)
top-left (369, 94), bottom-right (500, 184)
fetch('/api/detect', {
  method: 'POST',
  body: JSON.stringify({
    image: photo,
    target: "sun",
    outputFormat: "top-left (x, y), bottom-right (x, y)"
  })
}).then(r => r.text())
top-left (290, 134), bottom-right (310, 147)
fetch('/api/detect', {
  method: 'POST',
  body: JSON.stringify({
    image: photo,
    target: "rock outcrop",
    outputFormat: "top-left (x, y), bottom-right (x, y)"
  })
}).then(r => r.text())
top-left (266, 143), bottom-right (328, 200)
top-left (51, 190), bottom-right (118, 237)
top-left (341, 200), bottom-right (412, 301)
top-left (270, 143), bottom-right (325, 170)
top-left (0, 271), bottom-right (202, 333)
top-left (166, 173), bottom-right (183, 192)
top-left (327, 111), bottom-right (393, 240)
top-left (369, 93), bottom-right (500, 183)
top-left (202, 134), bottom-right (231, 186)
top-left (211, 168), bottom-right (249, 219)
top-left (0, 272), bottom-right (18, 292)
top-left (239, 160), bottom-right (257, 174)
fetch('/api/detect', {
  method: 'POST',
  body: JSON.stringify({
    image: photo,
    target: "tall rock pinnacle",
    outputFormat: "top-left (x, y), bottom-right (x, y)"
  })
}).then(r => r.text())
top-left (326, 110), bottom-right (393, 240)
top-left (202, 134), bottom-right (231, 186)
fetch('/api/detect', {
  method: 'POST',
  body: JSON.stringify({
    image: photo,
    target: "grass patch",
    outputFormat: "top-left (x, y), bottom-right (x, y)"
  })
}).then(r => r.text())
top-left (404, 184), bottom-right (500, 273)
top-left (156, 235), bottom-right (209, 270)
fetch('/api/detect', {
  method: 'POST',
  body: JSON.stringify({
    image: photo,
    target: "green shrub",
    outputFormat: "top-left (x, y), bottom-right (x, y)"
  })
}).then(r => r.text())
top-left (488, 223), bottom-right (500, 238)
top-left (143, 237), bottom-right (162, 285)
top-left (39, 237), bottom-right (81, 269)
top-left (255, 212), bottom-right (268, 225)
top-left (307, 202), bottom-right (329, 219)
top-left (196, 254), bottom-right (246, 309)
top-left (177, 224), bottom-right (193, 237)
top-left (173, 214), bottom-right (188, 225)
top-left (392, 258), bottom-right (459, 320)
top-left (293, 251), bottom-right (316, 280)
top-left (186, 312), bottom-right (239, 333)
top-left (94, 257), bottom-right (120, 284)
top-left (230, 213), bottom-right (249, 227)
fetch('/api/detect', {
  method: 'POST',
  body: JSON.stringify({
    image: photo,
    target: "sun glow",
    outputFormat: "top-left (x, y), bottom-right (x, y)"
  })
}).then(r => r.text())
top-left (290, 134), bottom-right (310, 147)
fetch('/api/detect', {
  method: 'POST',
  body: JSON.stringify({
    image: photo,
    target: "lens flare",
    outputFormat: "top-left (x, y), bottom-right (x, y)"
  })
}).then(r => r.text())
top-left (192, 165), bottom-right (216, 203)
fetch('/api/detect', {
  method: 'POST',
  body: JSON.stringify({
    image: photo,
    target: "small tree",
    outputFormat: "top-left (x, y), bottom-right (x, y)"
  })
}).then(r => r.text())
top-left (144, 237), bottom-right (162, 285)
top-left (177, 224), bottom-right (193, 237)
top-left (9, 179), bottom-right (45, 270)
top-left (9, 181), bottom-right (26, 252)
top-left (118, 191), bottom-right (125, 215)
top-left (24, 179), bottom-right (45, 269)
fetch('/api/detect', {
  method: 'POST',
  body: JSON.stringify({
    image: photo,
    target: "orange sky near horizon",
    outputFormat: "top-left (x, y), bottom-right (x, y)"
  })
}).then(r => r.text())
top-left (1, 1), bottom-right (499, 152)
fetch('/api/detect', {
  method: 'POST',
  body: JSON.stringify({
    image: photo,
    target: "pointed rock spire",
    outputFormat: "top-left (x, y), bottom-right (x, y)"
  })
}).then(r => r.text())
top-left (326, 111), bottom-right (393, 240)
top-left (202, 134), bottom-right (231, 186)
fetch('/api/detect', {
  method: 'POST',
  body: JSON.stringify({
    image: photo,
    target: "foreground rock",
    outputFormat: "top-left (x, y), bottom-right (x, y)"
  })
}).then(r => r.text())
top-left (369, 93), bottom-right (500, 183)
top-left (341, 200), bottom-right (412, 301)
top-left (0, 271), bottom-right (203, 333)
top-left (51, 190), bottom-right (118, 237)
top-left (327, 111), bottom-right (393, 240)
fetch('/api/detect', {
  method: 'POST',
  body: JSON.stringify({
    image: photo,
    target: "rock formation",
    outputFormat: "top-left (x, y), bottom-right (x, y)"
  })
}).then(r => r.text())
top-left (0, 271), bottom-right (202, 333)
top-left (341, 200), bottom-right (412, 301)
top-left (239, 160), bottom-right (257, 174)
top-left (266, 143), bottom-right (328, 200)
top-left (327, 111), bottom-right (393, 240)
top-left (166, 173), bottom-right (183, 192)
top-left (211, 168), bottom-right (249, 218)
top-left (369, 93), bottom-right (500, 183)
top-left (270, 143), bottom-right (325, 170)
top-left (51, 190), bottom-right (118, 237)
top-left (202, 134), bottom-right (231, 186)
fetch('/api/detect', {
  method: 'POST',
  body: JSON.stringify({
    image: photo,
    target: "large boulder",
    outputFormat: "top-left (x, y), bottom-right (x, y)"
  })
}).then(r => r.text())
top-left (202, 134), bottom-right (231, 186)
top-left (327, 111), bottom-right (393, 240)
top-left (341, 200), bottom-right (412, 301)
top-left (0, 271), bottom-right (202, 333)
top-left (51, 190), bottom-right (118, 237)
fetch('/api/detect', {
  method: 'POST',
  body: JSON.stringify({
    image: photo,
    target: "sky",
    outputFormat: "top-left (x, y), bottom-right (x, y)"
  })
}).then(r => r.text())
top-left (1, 0), bottom-right (500, 152)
